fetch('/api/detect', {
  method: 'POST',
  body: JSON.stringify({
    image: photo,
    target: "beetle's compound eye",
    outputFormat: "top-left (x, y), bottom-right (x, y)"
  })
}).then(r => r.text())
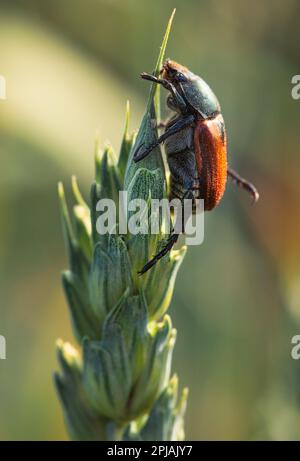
top-left (175, 72), bottom-right (187, 83)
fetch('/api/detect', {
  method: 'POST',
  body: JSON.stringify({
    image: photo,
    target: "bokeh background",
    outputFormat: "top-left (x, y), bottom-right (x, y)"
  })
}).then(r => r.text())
top-left (0, 0), bottom-right (300, 440)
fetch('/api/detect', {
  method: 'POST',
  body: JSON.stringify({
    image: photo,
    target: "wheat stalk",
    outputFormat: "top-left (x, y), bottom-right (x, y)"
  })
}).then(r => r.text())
top-left (55, 10), bottom-right (188, 441)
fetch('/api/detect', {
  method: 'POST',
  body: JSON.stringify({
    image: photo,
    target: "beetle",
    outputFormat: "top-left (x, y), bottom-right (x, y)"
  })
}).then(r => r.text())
top-left (134, 59), bottom-right (259, 275)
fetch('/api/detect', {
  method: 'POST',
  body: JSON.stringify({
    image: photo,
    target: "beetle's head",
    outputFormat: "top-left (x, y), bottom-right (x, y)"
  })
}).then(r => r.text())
top-left (161, 59), bottom-right (189, 83)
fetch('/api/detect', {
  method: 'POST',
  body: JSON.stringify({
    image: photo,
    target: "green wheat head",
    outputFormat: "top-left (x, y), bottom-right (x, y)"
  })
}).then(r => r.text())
top-left (55, 10), bottom-right (188, 441)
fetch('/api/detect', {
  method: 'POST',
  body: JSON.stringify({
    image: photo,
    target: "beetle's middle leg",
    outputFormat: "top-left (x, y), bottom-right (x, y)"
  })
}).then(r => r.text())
top-left (227, 167), bottom-right (259, 203)
top-left (134, 114), bottom-right (194, 162)
top-left (138, 184), bottom-right (200, 275)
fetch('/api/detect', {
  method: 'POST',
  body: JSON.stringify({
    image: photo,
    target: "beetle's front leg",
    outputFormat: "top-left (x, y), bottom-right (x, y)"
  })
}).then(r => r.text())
top-left (157, 120), bottom-right (167, 129)
top-left (141, 72), bottom-right (187, 112)
top-left (134, 114), bottom-right (194, 162)
top-left (227, 167), bottom-right (259, 203)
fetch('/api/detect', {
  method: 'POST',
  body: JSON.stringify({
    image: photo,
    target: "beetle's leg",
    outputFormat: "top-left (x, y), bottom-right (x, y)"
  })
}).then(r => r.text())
top-left (134, 114), bottom-right (194, 162)
top-left (157, 120), bottom-right (167, 129)
top-left (158, 114), bottom-right (179, 130)
top-left (138, 233), bottom-right (179, 275)
top-left (140, 73), bottom-right (161, 84)
top-left (227, 167), bottom-right (259, 203)
top-left (138, 185), bottom-right (197, 275)
top-left (141, 73), bottom-right (187, 112)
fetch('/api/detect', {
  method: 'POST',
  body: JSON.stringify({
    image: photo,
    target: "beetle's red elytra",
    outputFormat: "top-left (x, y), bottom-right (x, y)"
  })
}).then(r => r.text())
top-left (134, 59), bottom-right (259, 274)
top-left (193, 114), bottom-right (227, 211)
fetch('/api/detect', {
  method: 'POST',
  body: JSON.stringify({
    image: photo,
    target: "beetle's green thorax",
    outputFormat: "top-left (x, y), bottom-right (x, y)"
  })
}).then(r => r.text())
top-left (180, 71), bottom-right (221, 118)
top-left (162, 59), bottom-right (221, 118)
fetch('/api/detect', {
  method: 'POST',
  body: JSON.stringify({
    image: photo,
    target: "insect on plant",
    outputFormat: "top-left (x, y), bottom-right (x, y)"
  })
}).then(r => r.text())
top-left (134, 59), bottom-right (259, 275)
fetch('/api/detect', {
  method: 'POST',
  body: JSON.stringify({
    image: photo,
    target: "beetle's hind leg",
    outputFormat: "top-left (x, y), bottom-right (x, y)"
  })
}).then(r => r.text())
top-left (227, 167), bottom-right (259, 203)
top-left (138, 233), bottom-right (179, 276)
top-left (138, 184), bottom-right (200, 275)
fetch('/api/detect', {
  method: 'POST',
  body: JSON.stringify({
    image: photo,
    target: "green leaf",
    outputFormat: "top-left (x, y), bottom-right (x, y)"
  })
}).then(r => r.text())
top-left (71, 177), bottom-right (92, 260)
top-left (126, 375), bottom-right (188, 441)
top-left (103, 290), bottom-right (148, 382)
top-left (73, 205), bottom-right (92, 262)
top-left (90, 181), bottom-right (104, 245)
top-left (124, 9), bottom-right (176, 193)
top-left (128, 316), bottom-right (176, 418)
top-left (58, 182), bottom-right (90, 282)
top-left (89, 235), bottom-right (134, 321)
top-left (55, 340), bottom-right (108, 441)
top-left (95, 144), bottom-right (121, 204)
top-left (83, 291), bottom-right (148, 422)
top-left (62, 271), bottom-right (101, 342)
top-left (58, 182), bottom-right (76, 268)
top-left (118, 101), bottom-right (137, 181)
top-left (126, 168), bottom-right (163, 277)
top-left (145, 246), bottom-right (186, 320)
top-left (83, 336), bottom-right (132, 421)
top-left (71, 175), bottom-right (89, 210)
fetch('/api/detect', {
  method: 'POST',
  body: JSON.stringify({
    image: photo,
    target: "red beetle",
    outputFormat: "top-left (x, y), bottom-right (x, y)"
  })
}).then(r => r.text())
top-left (134, 59), bottom-right (259, 274)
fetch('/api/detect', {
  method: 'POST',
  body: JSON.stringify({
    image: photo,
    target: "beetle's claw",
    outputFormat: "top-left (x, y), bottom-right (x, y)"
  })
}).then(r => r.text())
top-left (246, 182), bottom-right (259, 204)
top-left (251, 188), bottom-right (260, 204)
top-left (243, 183), bottom-right (259, 205)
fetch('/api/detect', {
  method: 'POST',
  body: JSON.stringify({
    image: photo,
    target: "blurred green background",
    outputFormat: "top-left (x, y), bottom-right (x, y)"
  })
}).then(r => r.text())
top-left (0, 0), bottom-right (300, 440)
